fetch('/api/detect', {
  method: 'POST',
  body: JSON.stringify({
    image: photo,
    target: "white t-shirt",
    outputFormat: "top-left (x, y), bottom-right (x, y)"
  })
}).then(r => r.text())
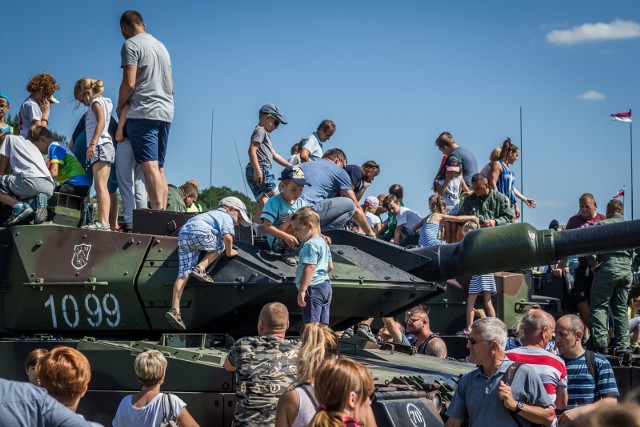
top-left (0, 135), bottom-right (52, 179)
top-left (85, 97), bottom-right (113, 146)
top-left (396, 206), bottom-right (422, 229)
top-left (18, 97), bottom-right (42, 137)
top-left (112, 392), bottom-right (186, 427)
top-left (365, 212), bottom-right (381, 228)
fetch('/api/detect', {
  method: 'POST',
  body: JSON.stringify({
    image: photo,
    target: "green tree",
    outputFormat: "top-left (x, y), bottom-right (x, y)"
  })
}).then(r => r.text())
top-left (5, 113), bottom-right (67, 143)
top-left (198, 185), bottom-right (257, 215)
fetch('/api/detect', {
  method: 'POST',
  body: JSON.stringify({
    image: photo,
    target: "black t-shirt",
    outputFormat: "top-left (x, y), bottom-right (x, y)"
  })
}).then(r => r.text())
top-left (345, 164), bottom-right (364, 192)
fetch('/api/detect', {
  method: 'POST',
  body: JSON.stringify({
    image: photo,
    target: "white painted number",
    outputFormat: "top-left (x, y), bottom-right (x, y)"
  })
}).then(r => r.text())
top-left (44, 293), bottom-right (121, 329)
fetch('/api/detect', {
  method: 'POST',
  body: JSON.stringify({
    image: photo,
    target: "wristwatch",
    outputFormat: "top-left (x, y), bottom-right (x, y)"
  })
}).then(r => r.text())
top-left (514, 401), bottom-right (524, 413)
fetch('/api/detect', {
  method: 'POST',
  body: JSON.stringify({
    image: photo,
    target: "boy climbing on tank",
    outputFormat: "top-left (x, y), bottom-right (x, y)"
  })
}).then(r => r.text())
top-left (165, 196), bottom-right (251, 330)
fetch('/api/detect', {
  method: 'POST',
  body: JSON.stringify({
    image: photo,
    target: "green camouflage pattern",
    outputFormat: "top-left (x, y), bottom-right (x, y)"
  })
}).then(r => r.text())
top-left (227, 335), bottom-right (300, 426)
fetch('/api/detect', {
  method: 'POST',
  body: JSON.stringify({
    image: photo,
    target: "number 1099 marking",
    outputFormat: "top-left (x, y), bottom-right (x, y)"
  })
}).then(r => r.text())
top-left (44, 293), bottom-right (121, 328)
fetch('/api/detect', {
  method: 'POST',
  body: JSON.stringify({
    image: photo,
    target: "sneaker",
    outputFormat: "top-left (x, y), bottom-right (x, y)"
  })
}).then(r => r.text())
top-left (281, 251), bottom-right (298, 266)
top-left (4, 204), bottom-right (34, 226)
top-left (33, 192), bottom-right (49, 224)
top-left (82, 222), bottom-right (111, 231)
top-left (341, 327), bottom-right (355, 339)
top-left (165, 308), bottom-right (186, 330)
top-left (356, 324), bottom-right (378, 343)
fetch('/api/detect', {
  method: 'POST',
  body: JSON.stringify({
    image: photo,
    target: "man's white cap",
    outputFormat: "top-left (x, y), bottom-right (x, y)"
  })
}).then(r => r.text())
top-left (219, 196), bottom-right (251, 226)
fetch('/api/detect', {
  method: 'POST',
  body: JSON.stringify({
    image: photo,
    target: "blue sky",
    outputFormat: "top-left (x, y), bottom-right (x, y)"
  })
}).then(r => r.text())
top-left (2, 1), bottom-right (639, 229)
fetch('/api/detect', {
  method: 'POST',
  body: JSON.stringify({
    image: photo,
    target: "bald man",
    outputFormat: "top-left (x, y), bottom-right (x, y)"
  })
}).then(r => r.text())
top-left (506, 309), bottom-right (568, 415)
top-left (224, 302), bottom-right (300, 426)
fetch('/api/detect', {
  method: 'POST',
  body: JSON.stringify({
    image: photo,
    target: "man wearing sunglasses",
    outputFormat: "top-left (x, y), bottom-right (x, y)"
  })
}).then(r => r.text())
top-left (445, 317), bottom-right (554, 427)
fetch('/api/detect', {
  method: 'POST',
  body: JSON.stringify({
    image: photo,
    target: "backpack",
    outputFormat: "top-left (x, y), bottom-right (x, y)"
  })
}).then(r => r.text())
top-left (584, 350), bottom-right (600, 400)
top-left (502, 362), bottom-right (544, 427)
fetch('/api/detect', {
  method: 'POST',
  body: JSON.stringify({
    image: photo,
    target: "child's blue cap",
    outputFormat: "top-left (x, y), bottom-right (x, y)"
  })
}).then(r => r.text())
top-left (0, 92), bottom-right (9, 105)
top-left (259, 103), bottom-right (288, 124)
top-left (280, 165), bottom-right (310, 186)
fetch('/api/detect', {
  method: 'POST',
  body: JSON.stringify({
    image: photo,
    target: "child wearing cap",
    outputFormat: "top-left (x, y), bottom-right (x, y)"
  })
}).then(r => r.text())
top-left (245, 103), bottom-right (292, 221)
top-left (363, 196), bottom-right (382, 234)
top-left (165, 196), bottom-right (251, 330)
top-left (18, 73), bottom-right (60, 137)
top-left (291, 207), bottom-right (333, 325)
top-left (0, 93), bottom-right (13, 135)
top-left (260, 165), bottom-right (309, 266)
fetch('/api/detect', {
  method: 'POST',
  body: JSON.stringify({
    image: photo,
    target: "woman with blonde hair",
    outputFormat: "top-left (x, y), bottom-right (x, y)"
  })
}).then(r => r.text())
top-left (308, 356), bottom-right (375, 427)
top-left (112, 349), bottom-right (199, 426)
top-left (275, 323), bottom-right (339, 427)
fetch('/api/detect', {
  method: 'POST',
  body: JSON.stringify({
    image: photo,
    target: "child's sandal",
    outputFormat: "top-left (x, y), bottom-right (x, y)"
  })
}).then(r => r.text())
top-left (190, 266), bottom-right (214, 283)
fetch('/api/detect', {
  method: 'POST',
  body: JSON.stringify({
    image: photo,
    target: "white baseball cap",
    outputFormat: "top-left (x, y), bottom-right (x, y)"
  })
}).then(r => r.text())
top-left (219, 196), bottom-right (251, 226)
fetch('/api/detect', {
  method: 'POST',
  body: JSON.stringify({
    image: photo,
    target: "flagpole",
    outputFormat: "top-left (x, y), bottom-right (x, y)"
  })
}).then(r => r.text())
top-left (630, 109), bottom-right (634, 220)
top-left (519, 107), bottom-right (524, 223)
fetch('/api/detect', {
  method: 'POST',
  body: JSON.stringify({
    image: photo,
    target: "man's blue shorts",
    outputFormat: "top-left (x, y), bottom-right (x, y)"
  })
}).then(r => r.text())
top-left (246, 166), bottom-right (277, 200)
top-left (301, 280), bottom-right (332, 325)
top-left (126, 119), bottom-right (171, 168)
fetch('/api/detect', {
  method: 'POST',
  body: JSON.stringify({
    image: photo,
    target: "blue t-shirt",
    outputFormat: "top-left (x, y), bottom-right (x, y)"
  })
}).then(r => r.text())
top-left (561, 352), bottom-right (619, 410)
top-left (260, 194), bottom-right (306, 247)
top-left (300, 160), bottom-right (352, 209)
top-left (296, 236), bottom-right (332, 288)
top-left (450, 146), bottom-right (478, 187)
top-left (182, 208), bottom-right (236, 237)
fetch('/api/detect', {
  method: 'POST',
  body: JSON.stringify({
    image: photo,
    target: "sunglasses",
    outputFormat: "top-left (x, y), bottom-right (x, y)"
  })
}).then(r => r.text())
top-left (406, 318), bottom-right (424, 324)
top-left (467, 337), bottom-right (490, 346)
top-left (271, 116), bottom-right (280, 129)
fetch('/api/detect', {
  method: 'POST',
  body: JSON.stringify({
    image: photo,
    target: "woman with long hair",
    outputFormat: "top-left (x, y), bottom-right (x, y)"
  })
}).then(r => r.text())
top-left (275, 324), bottom-right (339, 427)
top-left (488, 137), bottom-right (536, 221)
top-left (308, 356), bottom-right (375, 427)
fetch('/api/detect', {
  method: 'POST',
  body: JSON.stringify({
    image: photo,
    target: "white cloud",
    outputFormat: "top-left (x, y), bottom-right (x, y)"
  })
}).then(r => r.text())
top-left (578, 90), bottom-right (606, 101)
top-left (546, 19), bottom-right (640, 45)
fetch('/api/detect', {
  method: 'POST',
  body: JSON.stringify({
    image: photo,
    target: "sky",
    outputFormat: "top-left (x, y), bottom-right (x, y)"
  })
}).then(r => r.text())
top-left (1, 1), bottom-right (639, 229)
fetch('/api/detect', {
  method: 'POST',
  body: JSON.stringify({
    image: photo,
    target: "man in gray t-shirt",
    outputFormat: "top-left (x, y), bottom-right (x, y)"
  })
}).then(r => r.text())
top-left (117, 10), bottom-right (174, 210)
top-left (434, 131), bottom-right (478, 188)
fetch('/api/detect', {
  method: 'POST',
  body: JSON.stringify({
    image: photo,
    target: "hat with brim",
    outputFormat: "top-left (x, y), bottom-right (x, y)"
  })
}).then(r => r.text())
top-left (219, 196), bottom-right (251, 227)
top-left (49, 95), bottom-right (59, 104)
top-left (279, 165), bottom-right (310, 186)
top-left (0, 92), bottom-right (10, 105)
top-left (259, 103), bottom-right (288, 124)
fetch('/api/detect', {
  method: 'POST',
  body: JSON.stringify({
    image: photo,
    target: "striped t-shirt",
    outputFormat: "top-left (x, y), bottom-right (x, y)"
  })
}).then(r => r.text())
top-left (561, 352), bottom-right (619, 409)
top-left (506, 346), bottom-right (567, 404)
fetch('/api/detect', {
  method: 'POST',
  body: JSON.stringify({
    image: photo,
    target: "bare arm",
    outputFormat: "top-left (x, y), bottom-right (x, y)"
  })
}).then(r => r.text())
top-left (488, 161), bottom-right (501, 190)
top-left (223, 356), bottom-right (236, 372)
top-left (340, 189), bottom-right (374, 235)
top-left (411, 217), bottom-right (426, 234)
top-left (275, 390), bottom-right (298, 427)
top-left (513, 187), bottom-right (536, 208)
top-left (223, 234), bottom-right (237, 257)
top-left (0, 155), bottom-right (9, 175)
top-left (299, 148), bottom-right (311, 162)
top-left (328, 260), bottom-right (333, 273)
top-left (297, 264), bottom-right (316, 307)
top-left (49, 162), bottom-right (59, 179)
top-left (444, 418), bottom-right (464, 427)
top-left (558, 396), bottom-right (617, 425)
top-left (442, 214), bottom-right (478, 223)
top-left (498, 381), bottom-right (554, 426)
top-left (382, 317), bottom-right (404, 343)
top-left (248, 142), bottom-right (263, 183)
top-left (354, 181), bottom-right (370, 202)
top-left (115, 103), bottom-right (130, 142)
top-left (117, 65), bottom-right (137, 117)
top-left (555, 389), bottom-right (568, 411)
top-left (177, 407), bottom-right (200, 427)
top-left (272, 150), bottom-right (292, 168)
top-left (263, 219), bottom-right (298, 248)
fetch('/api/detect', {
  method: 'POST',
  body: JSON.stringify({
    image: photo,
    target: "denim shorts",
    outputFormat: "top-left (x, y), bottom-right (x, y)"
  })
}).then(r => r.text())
top-left (246, 166), bottom-right (278, 200)
top-left (301, 280), bottom-right (332, 325)
top-left (126, 119), bottom-right (171, 167)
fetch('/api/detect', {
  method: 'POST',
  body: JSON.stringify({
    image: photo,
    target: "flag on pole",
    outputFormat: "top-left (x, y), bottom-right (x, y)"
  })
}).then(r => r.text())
top-left (613, 188), bottom-right (625, 198)
top-left (611, 111), bottom-right (632, 123)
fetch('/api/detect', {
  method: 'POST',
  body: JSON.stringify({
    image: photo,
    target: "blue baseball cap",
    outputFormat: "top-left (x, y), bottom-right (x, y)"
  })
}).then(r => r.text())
top-left (259, 103), bottom-right (288, 124)
top-left (0, 92), bottom-right (9, 105)
top-left (280, 165), bottom-right (310, 186)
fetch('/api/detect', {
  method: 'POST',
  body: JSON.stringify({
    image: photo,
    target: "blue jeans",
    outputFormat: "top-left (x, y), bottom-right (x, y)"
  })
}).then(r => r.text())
top-left (301, 280), bottom-right (332, 324)
top-left (314, 197), bottom-right (356, 231)
top-left (246, 166), bottom-right (277, 200)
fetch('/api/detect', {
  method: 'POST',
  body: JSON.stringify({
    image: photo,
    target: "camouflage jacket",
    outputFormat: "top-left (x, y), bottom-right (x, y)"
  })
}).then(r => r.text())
top-left (587, 215), bottom-right (634, 270)
top-left (228, 335), bottom-right (300, 427)
top-left (457, 189), bottom-right (514, 226)
top-left (166, 185), bottom-right (186, 213)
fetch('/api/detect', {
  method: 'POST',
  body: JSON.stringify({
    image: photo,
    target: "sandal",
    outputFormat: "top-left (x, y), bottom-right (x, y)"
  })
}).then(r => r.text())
top-left (82, 222), bottom-right (111, 231)
top-left (190, 266), bottom-right (214, 283)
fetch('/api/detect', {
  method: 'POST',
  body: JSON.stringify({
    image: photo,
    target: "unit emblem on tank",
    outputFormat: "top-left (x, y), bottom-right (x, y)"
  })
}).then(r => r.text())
top-left (71, 244), bottom-right (92, 270)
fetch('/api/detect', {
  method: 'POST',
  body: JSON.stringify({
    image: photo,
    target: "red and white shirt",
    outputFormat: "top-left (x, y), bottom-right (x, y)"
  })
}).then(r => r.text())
top-left (506, 346), bottom-right (568, 404)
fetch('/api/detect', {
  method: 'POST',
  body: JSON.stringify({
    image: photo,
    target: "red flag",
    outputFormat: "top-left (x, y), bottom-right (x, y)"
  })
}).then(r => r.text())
top-left (611, 111), bottom-right (632, 123)
top-left (613, 188), bottom-right (625, 198)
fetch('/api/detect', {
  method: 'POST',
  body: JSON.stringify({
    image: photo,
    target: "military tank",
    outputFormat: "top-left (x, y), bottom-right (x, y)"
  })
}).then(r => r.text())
top-left (1, 196), bottom-right (640, 426)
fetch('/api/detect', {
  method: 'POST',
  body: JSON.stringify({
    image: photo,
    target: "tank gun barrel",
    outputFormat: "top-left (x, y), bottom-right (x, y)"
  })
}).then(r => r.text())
top-left (409, 220), bottom-right (640, 281)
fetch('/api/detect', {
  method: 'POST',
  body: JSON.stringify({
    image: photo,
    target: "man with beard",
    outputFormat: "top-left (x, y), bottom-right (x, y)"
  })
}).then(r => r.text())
top-left (345, 160), bottom-right (380, 201)
top-left (382, 306), bottom-right (447, 357)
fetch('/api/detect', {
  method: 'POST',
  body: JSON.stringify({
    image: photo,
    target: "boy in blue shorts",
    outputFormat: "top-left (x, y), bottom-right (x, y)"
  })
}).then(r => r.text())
top-left (165, 196), bottom-right (251, 330)
top-left (292, 207), bottom-right (333, 325)
top-left (246, 103), bottom-right (292, 221)
top-left (260, 165), bottom-right (309, 266)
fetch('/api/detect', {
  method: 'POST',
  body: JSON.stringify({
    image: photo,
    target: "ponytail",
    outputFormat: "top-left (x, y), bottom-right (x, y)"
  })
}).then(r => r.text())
top-left (498, 137), bottom-right (518, 162)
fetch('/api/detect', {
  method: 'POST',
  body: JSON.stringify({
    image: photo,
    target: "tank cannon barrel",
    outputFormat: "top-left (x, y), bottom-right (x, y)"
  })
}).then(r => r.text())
top-left (409, 220), bottom-right (640, 281)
